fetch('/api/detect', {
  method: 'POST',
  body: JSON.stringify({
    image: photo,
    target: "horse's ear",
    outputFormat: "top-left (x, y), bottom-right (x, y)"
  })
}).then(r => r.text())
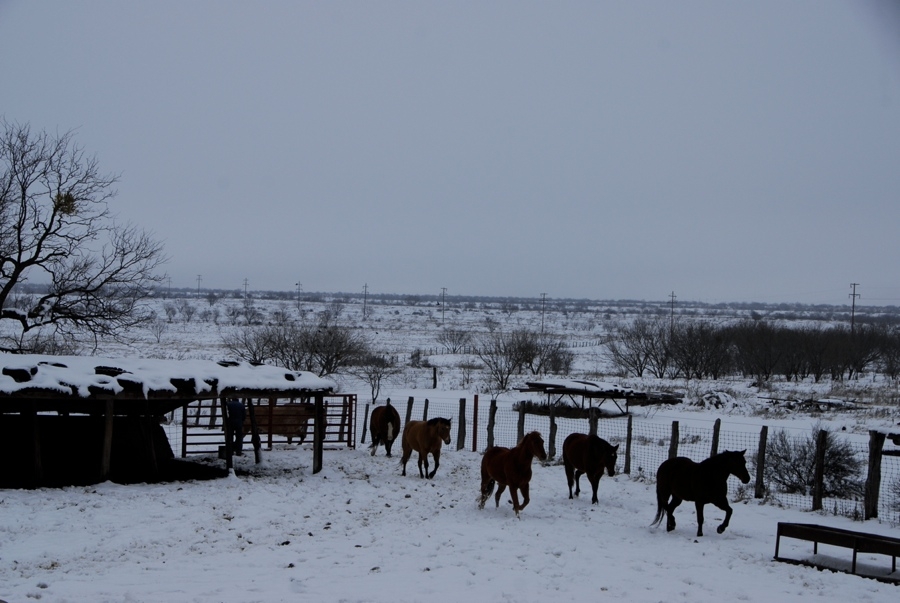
top-left (740, 449), bottom-right (746, 456)
top-left (613, 444), bottom-right (620, 452)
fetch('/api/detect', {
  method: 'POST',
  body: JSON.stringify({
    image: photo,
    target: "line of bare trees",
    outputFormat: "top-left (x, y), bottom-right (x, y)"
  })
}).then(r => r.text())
top-left (606, 317), bottom-right (900, 382)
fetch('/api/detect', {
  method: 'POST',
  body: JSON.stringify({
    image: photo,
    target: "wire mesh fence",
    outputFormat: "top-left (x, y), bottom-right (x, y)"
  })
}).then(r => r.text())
top-left (356, 396), bottom-right (900, 524)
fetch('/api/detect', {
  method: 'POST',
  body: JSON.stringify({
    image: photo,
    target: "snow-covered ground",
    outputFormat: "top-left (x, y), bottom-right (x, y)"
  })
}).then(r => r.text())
top-left (2, 295), bottom-right (899, 601)
top-left (2, 442), bottom-right (899, 603)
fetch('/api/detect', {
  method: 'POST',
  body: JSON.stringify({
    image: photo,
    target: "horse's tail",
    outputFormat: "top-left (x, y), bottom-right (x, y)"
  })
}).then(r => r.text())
top-left (479, 478), bottom-right (495, 509)
top-left (650, 481), bottom-right (667, 528)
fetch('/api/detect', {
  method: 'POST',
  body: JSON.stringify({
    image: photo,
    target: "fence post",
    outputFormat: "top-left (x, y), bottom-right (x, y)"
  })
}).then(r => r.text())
top-left (668, 421), bottom-right (679, 460)
top-left (588, 407), bottom-right (598, 436)
top-left (710, 418), bottom-right (721, 457)
top-left (624, 414), bottom-right (633, 475)
top-left (487, 399), bottom-right (497, 449)
top-left (548, 406), bottom-right (557, 460)
top-left (360, 404), bottom-right (370, 445)
top-left (865, 430), bottom-right (886, 520)
top-left (422, 398), bottom-right (429, 421)
top-left (517, 405), bottom-right (525, 444)
top-left (405, 396), bottom-right (414, 426)
top-left (472, 394), bottom-right (479, 452)
top-left (812, 429), bottom-right (828, 511)
top-left (755, 426), bottom-right (768, 499)
top-left (457, 398), bottom-right (466, 451)
top-left (433, 366), bottom-right (437, 388)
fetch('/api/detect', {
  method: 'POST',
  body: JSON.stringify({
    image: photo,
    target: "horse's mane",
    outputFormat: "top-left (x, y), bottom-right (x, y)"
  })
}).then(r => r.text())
top-left (426, 417), bottom-right (451, 426)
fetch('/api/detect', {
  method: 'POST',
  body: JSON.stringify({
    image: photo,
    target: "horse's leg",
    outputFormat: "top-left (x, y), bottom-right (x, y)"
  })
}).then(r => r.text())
top-left (400, 438), bottom-right (411, 476)
top-left (573, 469), bottom-right (583, 498)
top-left (417, 451), bottom-right (427, 478)
top-left (427, 449), bottom-right (440, 479)
top-left (518, 482), bottom-right (530, 512)
top-left (665, 497), bottom-right (682, 532)
top-left (694, 501), bottom-right (709, 537)
top-left (370, 435), bottom-right (379, 456)
top-left (564, 460), bottom-right (576, 499)
top-left (509, 486), bottom-right (522, 516)
top-left (589, 472), bottom-right (601, 505)
top-left (494, 483), bottom-right (507, 508)
top-left (384, 438), bottom-right (393, 458)
top-left (712, 497), bottom-right (733, 534)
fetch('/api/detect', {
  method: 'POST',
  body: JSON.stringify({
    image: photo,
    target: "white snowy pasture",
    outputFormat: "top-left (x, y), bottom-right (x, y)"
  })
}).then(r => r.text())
top-left (2, 440), bottom-right (899, 603)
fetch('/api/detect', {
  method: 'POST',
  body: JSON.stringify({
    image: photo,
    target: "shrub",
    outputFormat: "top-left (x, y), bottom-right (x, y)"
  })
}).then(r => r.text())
top-left (764, 427), bottom-right (864, 498)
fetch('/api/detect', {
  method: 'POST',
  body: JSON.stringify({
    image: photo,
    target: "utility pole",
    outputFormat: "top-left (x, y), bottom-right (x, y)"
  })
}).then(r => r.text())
top-left (362, 283), bottom-right (368, 320)
top-left (540, 293), bottom-right (547, 333)
top-left (669, 291), bottom-right (677, 334)
top-left (441, 287), bottom-right (447, 323)
top-left (295, 281), bottom-right (302, 311)
top-left (243, 278), bottom-right (249, 299)
top-left (849, 283), bottom-right (860, 334)
top-left (196, 274), bottom-right (202, 298)
top-left (166, 276), bottom-right (172, 299)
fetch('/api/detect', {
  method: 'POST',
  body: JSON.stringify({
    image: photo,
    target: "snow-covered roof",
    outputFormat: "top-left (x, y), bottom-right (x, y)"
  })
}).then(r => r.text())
top-left (520, 378), bottom-right (642, 398)
top-left (0, 354), bottom-right (335, 400)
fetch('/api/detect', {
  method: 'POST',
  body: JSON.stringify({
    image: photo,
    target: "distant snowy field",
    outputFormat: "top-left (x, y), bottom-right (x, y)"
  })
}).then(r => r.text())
top-left (2, 295), bottom-right (899, 601)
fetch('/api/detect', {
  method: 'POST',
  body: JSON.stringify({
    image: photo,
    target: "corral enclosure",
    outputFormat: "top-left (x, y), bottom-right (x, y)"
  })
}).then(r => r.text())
top-left (3, 291), bottom-right (900, 602)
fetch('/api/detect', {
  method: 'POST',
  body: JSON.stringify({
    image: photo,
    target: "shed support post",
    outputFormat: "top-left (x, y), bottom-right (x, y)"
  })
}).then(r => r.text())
top-left (100, 398), bottom-right (114, 481)
top-left (457, 398), bottom-right (466, 451)
top-left (313, 394), bottom-right (325, 474)
top-left (755, 426), bottom-right (768, 499)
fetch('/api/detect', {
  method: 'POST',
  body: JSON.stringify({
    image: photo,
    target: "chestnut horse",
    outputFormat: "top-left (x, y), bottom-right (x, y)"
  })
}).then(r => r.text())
top-left (651, 450), bottom-right (751, 537)
top-left (562, 433), bottom-right (619, 504)
top-left (479, 431), bottom-right (547, 517)
top-left (400, 417), bottom-right (452, 479)
top-left (369, 403), bottom-right (401, 457)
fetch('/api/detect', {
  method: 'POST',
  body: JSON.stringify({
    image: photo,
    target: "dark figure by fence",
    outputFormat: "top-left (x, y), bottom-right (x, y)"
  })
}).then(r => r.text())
top-left (225, 398), bottom-right (246, 456)
top-left (479, 431), bottom-right (548, 517)
top-left (651, 450), bottom-right (751, 537)
top-left (562, 433), bottom-right (619, 504)
top-left (369, 403), bottom-right (401, 457)
top-left (400, 417), bottom-right (452, 479)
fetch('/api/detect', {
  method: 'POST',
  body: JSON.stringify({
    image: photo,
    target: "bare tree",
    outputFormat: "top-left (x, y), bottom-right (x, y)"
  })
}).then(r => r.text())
top-left (0, 120), bottom-right (166, 351)
top-left (347, 352), bottom-right (403, 404)
top-left (436, 327), bottom-right (472, 354)
top-left (476, 328), bottom-right (532, 392)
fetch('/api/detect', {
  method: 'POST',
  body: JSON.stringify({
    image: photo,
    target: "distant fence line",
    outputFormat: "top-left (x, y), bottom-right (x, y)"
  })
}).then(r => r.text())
top-left (358, 396), bottom-right (900, 523)
top-left (419, 340), bottom-right (605, 357)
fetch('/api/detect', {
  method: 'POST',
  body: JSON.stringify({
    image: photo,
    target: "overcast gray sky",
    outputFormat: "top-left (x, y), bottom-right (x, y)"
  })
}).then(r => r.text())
top-left (1, 1), bottom-right (898, 305)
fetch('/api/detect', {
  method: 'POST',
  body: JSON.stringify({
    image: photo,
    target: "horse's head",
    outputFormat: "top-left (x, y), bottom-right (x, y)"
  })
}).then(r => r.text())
top-left (428, 417), bottom-right (452, 445)
top-left (729, 449), bottom-right (751, 484)
top-left (525, 431), bottom-right (547, 461)
top-left (605, 443), bottom-right (620, 477)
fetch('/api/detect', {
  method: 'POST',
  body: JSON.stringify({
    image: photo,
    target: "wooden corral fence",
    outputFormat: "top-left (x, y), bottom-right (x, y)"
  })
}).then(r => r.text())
top-left (182, 394), bottom-right (356, 457)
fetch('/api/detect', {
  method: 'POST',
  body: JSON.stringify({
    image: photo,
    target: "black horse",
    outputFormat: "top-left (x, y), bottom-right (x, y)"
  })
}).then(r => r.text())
top-left (651, 450), bottom-right (751, 537)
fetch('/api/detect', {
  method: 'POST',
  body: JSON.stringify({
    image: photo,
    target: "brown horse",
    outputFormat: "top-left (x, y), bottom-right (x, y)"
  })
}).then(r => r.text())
top-left (479, 431), bottom-right (548, 517)
top-left (562, 433), bottom-right (619, 504)
top-left (400, 417), bottom-right (452, 478)
top-left (651, 450), bottom-right (751, 537)
top-left (369, 403), bottom-right (401, 457)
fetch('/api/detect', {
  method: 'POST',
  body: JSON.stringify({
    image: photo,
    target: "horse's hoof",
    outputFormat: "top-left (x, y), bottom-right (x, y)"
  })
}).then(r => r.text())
top-left (717, 525), bottom-right (725, 534)
top-left (666, 525), bottom-right (675, 532)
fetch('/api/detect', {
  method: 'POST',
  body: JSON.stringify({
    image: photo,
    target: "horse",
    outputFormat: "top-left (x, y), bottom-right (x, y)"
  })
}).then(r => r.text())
top-left (651, 449), bottom-right (751, 537)
top-left (400, 417), bottom-right (452, 479)
top-left (369, 403), bottom-right (401, 457)
top-left (562, 433), bottom-right (619, 504)
top-left (479, 431), bottom-right (548, 517)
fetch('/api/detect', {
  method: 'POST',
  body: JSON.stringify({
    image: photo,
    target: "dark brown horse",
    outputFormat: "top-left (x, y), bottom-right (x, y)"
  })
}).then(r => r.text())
top-left (369, 403), bottom-right (401, 457)
top-left (400, 417), bottom-right (452, 478)
top-left (562, 433), bottom-right (619, 504)
top-left (651, 450), bottom-right (751, 537)
top-left (479, 431), bottom-right (548, 517)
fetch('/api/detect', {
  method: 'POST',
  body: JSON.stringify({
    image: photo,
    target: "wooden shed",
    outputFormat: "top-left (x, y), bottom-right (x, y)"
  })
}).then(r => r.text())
top-left (0, 353), bottom-right (335, 488)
